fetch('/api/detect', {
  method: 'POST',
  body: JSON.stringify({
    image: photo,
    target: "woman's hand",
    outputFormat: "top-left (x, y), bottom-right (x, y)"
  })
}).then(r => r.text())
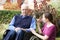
top-left (37, 18), bottom-right (41, 26)
top-left (30, 28), bottom-right (36, 34)
top-left (37, 18), bottom-right (42, 34)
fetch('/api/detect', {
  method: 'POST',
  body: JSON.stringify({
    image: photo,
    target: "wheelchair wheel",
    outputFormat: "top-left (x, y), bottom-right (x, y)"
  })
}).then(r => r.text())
top-left (29, 35), bottom-right (40, 40)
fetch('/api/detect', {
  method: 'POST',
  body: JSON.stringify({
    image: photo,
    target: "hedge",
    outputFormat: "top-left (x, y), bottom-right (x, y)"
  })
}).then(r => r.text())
top-left (0, 10), bottom-right (60, 24)
top-left (0, 10), bottom-right (21, 24)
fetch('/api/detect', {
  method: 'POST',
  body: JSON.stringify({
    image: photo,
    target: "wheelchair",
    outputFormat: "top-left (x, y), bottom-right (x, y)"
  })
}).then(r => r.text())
top-left (3, 29), bottom-right (41, 40)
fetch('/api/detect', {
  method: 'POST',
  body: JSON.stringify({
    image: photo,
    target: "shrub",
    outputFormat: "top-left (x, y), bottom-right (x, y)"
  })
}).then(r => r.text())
top-left (0, 10), bottom-right (21, 24)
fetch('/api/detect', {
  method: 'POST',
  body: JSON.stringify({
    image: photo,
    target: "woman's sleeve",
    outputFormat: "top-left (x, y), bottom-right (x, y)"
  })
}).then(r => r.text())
top-left (44, 26), bottom-right (56, 37)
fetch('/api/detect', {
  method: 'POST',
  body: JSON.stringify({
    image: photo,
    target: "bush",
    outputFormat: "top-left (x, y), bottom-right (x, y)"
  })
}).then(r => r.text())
top-left (0, 10), bottom-right (21, 24)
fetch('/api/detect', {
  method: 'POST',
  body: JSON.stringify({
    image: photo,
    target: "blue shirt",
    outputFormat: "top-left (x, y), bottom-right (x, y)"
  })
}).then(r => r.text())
top-left (8, 15), bottom-right (36, 32)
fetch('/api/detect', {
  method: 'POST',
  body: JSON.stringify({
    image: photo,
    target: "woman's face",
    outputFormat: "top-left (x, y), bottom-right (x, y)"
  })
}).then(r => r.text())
top-left (42, 14), bottom-right (47, 23)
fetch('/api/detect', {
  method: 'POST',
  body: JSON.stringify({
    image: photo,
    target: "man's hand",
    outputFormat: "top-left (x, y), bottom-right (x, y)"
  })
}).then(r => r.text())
top-left (15, 27), bottom-right (20, 32)
top-left (14, 27), bottom-right (27, 32)
top-left (21, 28), bottom-right (26, 31)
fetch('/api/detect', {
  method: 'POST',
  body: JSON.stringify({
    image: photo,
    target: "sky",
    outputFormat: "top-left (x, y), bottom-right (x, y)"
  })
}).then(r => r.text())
top-left (0, 0), bottom-right (6, 4)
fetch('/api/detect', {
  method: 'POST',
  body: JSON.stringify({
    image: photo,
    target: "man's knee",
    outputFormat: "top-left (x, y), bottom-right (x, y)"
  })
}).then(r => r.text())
top-left (3, 29), bottom-right (16, 40)
top-left (9, 30), bottom-right (16, 40)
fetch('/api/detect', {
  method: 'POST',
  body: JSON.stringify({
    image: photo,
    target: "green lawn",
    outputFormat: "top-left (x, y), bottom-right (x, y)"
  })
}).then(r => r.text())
top-left (0, 24), bottom-right (60, 40)
top-left (56, 37), bottom-right (60, 40)
top-left (0, 24), bottom-right (8, 40)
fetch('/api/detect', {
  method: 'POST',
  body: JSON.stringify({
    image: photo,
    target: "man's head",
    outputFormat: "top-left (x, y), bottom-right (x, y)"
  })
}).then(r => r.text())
top-left (21, 4), bottom-right (33, 16)
top-left (21, 4), bottom-right (28, 16)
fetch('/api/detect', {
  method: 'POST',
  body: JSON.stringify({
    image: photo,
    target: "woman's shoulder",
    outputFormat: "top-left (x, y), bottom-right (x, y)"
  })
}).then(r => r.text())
top-left (46, 23), bottom-right (56, 29)
top-left (51, 24), bottom-right (56, 28)
top-left (49, 24), bottom-right (56, 30)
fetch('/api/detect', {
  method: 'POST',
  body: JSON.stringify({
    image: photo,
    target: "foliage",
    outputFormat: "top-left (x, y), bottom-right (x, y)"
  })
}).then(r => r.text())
top-left (3, 2), bottom-right (20, 10)
top-left (0, 10), bottom-right (21, 24)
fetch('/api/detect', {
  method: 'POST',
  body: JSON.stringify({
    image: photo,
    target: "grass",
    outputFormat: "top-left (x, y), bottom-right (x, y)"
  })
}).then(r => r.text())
top-left (0, 24), bottom-right (8, 40)
top-left (56, 37), bottom-right (60, 40)
top-left (0, 24), bottom-right (60, 40)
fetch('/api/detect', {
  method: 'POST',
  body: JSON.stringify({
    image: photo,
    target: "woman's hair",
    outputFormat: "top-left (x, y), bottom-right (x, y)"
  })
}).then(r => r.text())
top-left (44, 13), bottom-right (53, 23)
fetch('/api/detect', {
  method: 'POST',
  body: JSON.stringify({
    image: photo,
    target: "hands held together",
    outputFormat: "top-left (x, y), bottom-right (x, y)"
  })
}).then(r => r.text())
top-left (15, 27), bottom-right (26, 32)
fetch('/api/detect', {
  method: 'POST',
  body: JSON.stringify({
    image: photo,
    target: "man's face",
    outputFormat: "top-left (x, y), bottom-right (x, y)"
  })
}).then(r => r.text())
top-left (21, 7), bottom-right (29, 15)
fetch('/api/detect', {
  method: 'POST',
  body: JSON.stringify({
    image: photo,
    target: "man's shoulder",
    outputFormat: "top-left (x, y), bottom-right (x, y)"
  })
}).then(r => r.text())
top-left (14, 14), bottom-right (21, 17)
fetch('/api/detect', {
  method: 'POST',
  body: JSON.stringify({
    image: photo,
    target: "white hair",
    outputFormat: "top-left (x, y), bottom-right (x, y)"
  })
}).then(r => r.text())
top-left (21, 3), bottom-right (28, 9)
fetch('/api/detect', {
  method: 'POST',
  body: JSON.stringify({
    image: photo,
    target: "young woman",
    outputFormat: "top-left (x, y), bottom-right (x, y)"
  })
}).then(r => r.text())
top-left (30, 13), bottom-right (56, 40)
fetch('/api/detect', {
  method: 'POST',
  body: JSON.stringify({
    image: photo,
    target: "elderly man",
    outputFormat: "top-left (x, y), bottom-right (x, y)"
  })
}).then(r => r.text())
top-left (3, 4), bottom-right (36, 40)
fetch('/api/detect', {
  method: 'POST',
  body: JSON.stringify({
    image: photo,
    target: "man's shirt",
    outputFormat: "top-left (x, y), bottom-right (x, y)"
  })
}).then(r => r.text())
top-left (8, 15), bottom-right (36, 32)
